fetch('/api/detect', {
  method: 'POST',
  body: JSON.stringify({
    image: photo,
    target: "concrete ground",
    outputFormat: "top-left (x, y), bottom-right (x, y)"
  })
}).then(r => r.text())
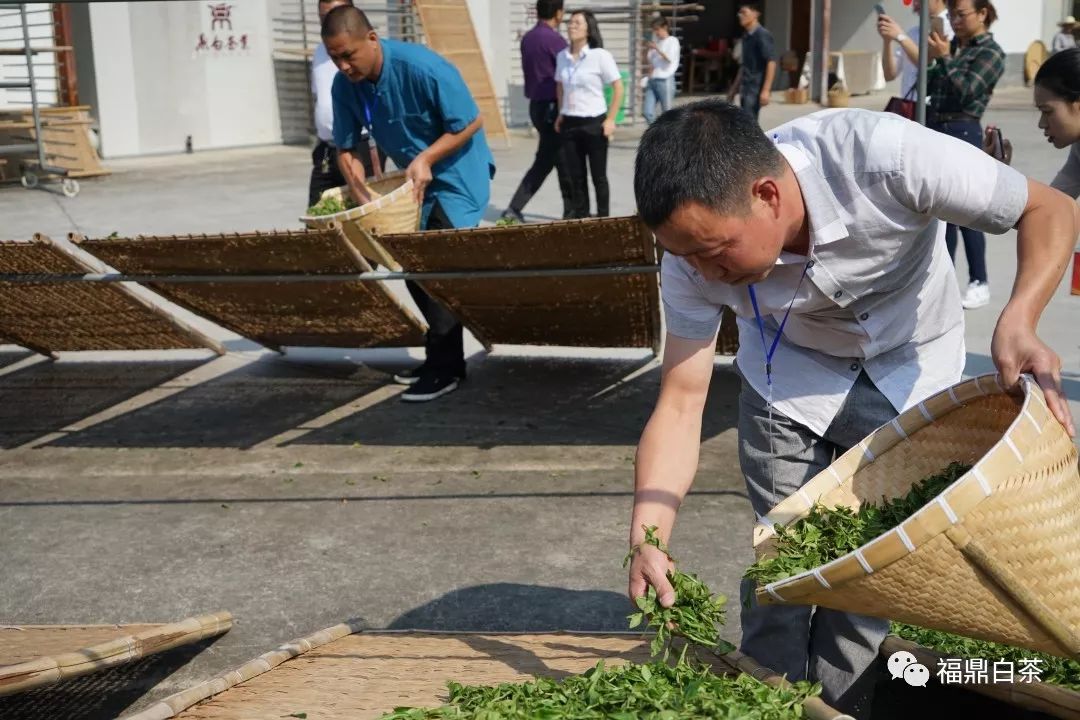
top-left (0, 87), bottom-right (1078, 719)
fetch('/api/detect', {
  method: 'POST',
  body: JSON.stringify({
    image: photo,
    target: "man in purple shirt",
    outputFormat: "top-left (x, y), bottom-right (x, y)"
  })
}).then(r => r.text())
top-left (501, 0), bottom-right (572, 222)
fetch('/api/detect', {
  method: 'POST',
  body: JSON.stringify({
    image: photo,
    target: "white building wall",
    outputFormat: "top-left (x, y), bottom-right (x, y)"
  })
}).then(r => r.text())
top-left (88, 0), bottom-right (281, 158)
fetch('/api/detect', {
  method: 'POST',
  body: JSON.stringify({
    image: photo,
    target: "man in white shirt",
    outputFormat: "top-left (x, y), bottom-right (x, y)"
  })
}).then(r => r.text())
top-left (643, 16), bottom-right (680, 124)
top-left (878, 0), bottom-right (953, 100)
top-left (308, 0), bottom-right (384, 207)
top-left (626, 101), bottom-right (1077, 718)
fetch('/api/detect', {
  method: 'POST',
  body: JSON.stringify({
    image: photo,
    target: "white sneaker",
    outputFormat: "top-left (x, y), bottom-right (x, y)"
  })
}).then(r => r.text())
top-left (961, 280), bottom-right (990, 309)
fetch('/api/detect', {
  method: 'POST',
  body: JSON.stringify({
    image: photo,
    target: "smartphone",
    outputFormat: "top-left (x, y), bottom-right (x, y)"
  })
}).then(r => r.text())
top-left (874, 3), bottom-right (886, 15)
top-left (931, 16), bottom-right (946, 37)
top-left (991, 127), bottom-right (1006, 162)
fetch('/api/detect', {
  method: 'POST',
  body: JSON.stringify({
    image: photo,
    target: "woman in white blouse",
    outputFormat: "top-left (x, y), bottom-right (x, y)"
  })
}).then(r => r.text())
top-left (555, 10), bottom-right (624, 218)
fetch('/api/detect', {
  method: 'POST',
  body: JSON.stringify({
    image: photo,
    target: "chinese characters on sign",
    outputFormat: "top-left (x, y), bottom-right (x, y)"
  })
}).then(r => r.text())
top-left (194, 3), bottom-right (252, 55)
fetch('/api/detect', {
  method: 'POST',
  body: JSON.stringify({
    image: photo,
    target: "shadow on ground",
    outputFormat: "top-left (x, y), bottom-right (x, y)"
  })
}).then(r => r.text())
top-left (388, 583), bottom-right (633, 633)
top-left (0, 635), bottom-right (223, 720)
top-left (0, 358), bottom-right (204, 449)
top-left (294, 356), bottom-right (739, 447)
top-left (19, 355), bottom-right (739, 449)
top-left (49, 358), bottom-right (388, 450)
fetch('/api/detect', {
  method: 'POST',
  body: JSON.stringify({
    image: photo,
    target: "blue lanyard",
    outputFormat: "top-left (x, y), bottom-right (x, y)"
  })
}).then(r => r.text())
top-left (361, 89), bottom-right (378, 131)
top-left (747, 261), bottom-right (811, 386)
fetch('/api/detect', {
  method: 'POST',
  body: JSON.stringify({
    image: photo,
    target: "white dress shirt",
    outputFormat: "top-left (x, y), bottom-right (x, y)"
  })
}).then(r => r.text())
top-left (556, 45), bottom-right (621, 118)
top-left (649, 35), bottom-right (681, 79)
top-left (312, 43), bottom-right (337, 143)
top-left (896, 10), bottom-right (954, 98)
top-left (661, 109), bottom-right (1029, 436)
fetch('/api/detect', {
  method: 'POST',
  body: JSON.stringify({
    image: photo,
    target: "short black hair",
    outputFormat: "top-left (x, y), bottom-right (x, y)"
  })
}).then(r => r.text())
top-left (650, 16), bottom-right (669, 29)
top-left (739, 3), bottom-right (762, 13)
top-left (321, 5), bottom-right (372, 40)
top-left (536, 0), bottom-right (563, 21)
top-left (1036, 46), bottom-right (1080, 102)
top-left (634, 99), bottom-right (784, 227)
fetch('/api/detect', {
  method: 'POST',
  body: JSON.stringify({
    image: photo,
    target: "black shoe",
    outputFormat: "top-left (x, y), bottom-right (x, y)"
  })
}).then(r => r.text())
top-left (392, 364), bottom-right (426, 386)
top-left (401, 373), bottom-right (461, 402)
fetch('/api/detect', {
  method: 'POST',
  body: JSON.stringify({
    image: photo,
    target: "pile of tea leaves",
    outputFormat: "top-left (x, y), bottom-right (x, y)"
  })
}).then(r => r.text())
top-left (891, 622), bottom-right (1080, 690)
top-left (380, 662), bottom-right (819, 720)
top-left (379, 526), bottom-right (819, 719)
top-left (306, 194), bottom-right (356, 216)
top-left (745, 462), bottom-right (971, 587)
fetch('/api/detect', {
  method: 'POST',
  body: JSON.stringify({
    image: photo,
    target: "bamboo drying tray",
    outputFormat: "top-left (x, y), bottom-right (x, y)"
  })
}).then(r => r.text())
top-left (0, 611), bottom-right (232, 697)
top-left (300, 172), bottom-right (420, 270)
top-left (880, 635), bottom-right (1080, 719)
top-left (378, 216), bottom-right (663, 352)
top-left (752, 373), bottom-right (1080, 658)
top-left (127, 626), bottom-right (852, 720)
top-left (78, 226), bottom-right (427, 352)
top-left (0, 236), bottom-right (218, 356)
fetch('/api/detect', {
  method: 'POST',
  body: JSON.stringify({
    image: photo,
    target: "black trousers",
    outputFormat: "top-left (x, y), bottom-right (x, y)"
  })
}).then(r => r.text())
top-left (559, 114), bottom-right (609, 219)
top-left (307, 141), bottom-right (388, 207)
top-left (506, 99), bottom-right (572, 218)
top-left (405, 200), bottom-right (466, 377)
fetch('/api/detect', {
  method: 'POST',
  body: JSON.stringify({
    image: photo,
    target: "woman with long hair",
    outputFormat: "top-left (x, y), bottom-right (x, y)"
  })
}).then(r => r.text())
top-left (555, 10), bottom-right (624, 217)
top-left (926, 0), bottom-right (1004, 309)
top-left (1031, 47), bottom-right (1080, 197)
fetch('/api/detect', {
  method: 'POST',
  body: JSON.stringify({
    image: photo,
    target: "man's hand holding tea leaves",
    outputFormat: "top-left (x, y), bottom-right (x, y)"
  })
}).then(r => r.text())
top-left (624, 526), bottom-right (736, 659)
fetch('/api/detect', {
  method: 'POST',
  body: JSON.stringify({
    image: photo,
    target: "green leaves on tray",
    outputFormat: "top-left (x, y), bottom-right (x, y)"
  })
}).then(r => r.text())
top-left (744, 462), bottom-right (972, 587)
top-left (379, 526), bottom-right (820, 719)
top-left (381, 661), bottom-right (820, 719)
top-left (624, 526), bottom-right (736, 659)
top-left (306, 194), bottom-right (356, 217)
top-left (891, 622), bottom-right (1080, 690)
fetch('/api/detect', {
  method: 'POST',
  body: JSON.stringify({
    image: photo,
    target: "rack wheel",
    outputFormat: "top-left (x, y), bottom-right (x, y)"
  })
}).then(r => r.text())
top-left (61, 178), bottom-right (80, 198)
top-left (20, 172), bottom-right (38, 189)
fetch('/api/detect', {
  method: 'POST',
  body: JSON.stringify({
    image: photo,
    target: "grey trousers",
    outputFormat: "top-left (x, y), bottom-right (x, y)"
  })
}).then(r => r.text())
top-left (737, 368), bottom-right (892, 720)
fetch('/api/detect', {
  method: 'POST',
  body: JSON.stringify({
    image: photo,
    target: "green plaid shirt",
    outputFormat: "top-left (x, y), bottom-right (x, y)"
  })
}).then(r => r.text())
top-left (927, 32), bottom-right (1005, 118)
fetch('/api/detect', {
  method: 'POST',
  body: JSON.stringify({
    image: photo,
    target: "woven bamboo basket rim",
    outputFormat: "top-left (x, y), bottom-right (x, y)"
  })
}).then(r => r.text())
top-left (0, 611), bottom-right (232, 698)
top-left (751, 372), bottom-right (1058, 603)
top-left (298, 171), bottom-right (415, 224)
top-left (881, 634), bottom-right (1080, 719)
top-left (127, 625), bottom-right (852, 720)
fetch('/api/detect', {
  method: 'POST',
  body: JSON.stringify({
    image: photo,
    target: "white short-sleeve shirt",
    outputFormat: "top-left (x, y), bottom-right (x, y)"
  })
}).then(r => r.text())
top-left (896, 10), bottom-right (954, 99)
top-left (661, 108), bottom-right (1029, 436)
top-left (556, 46), bottom-right (621, 118)
top-left (649, 35), bottom-right (681, 79)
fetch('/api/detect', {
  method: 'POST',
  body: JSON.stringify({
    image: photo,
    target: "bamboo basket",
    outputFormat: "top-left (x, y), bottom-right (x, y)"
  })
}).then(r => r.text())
top-left (752, 373), bottom-right (1080, 659)
top-left (0, 611), bottom-right (232, 697)
top-left (880, 635), bottom-right (1080, 719)
top-left (126, 627), bottom-right (852, 720)
top-left (300, 171), bottom-right (420, 271)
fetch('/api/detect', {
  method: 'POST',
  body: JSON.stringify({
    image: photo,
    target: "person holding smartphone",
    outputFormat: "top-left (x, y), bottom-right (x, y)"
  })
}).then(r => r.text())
top-left (877, 0), bottom-right (953, 103)
top-left (926, 0), bottom-right (1005, 310)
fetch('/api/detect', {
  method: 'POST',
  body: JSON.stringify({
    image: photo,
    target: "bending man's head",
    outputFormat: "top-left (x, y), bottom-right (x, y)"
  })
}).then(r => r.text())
top-left (322, 6), bottom-right (379, 82)
top-left (634, 99), bottom-right (797, 285)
